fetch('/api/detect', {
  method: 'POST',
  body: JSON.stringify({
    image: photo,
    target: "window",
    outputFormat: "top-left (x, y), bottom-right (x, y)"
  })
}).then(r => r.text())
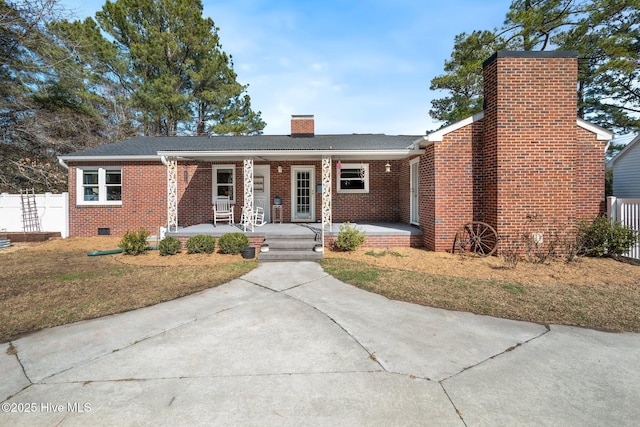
top-left (337, 163), bottom-right (369, 193)
top-left (76, 167), bottom-right (122, 205)
top-left (213, 165), bottom-right (236, 203)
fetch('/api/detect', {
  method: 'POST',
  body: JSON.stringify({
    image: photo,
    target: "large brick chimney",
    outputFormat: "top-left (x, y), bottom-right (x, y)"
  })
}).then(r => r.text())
top-left (481, 51), bottom-right (579, 246)
top-left (291, 115), bottom-right (315, 137)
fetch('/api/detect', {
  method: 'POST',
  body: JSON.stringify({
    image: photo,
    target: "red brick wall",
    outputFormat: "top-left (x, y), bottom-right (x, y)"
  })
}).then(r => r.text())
top-left (332, 160), bottom-right (400, 223)
top-left (270, 162), bottom-right (293, 221)
top-left (66, 159), bottom-right (403, 237)
top-left (267, 160), bottom-right (400, 223)
top-left (68, 161), bottom-right (166, 237)
top-left (574, 126), bottom-right (606, 219)
top-left (178, 161), bottom-right (265, 227)
top-left (433, 125), bottom-right (476, 251)
top-left (482, 52), bottom-right (582, 252)
top-left (419, 145), bottom-right (436, 249)
top-left (324, 234), bottom-right (423, 248)
top-left (414, 52), bottom-right (605, 254)
top-left (178, 162), bottom-right (213, 226)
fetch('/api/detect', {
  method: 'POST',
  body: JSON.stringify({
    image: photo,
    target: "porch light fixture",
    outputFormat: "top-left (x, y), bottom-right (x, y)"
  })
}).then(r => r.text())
top-left (385, 162), bottom-right (391, 173)
top-left (277, 165), bottom-right (282, 173)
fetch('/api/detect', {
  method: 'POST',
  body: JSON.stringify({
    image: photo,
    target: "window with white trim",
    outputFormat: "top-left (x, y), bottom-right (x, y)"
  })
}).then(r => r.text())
top-left (212, 165), bottom-right (236, 203)
top-left (337, 163), bottom-right (369, 193)
top-left (76, 167), bottom-right (122, 205)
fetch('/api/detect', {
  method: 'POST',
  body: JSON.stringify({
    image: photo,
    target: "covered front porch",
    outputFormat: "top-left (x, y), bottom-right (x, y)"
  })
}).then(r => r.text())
top-left (156, 132), bottom-right (424, 241)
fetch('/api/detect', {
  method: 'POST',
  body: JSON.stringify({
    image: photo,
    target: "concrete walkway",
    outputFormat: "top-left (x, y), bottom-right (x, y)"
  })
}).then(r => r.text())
top-left (1, 262), bottom-right (639, 426)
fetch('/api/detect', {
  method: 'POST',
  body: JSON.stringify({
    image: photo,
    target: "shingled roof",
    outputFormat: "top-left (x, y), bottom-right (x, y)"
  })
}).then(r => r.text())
top-left (61, 134), bottom-right (421, 159)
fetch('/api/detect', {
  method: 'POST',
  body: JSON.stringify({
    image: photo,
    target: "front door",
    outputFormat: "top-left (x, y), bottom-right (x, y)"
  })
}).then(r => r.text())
top-left (291, 166), bottom-right (315, 221)
top-left (410, 158), bottom-right (419, 225)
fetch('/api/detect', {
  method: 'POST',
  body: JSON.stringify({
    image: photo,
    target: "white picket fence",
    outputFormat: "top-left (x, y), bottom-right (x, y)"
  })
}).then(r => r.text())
top-left (607, 196), bottom-right (640, 260)
top-left (0, 192), bottom-right (69, 238)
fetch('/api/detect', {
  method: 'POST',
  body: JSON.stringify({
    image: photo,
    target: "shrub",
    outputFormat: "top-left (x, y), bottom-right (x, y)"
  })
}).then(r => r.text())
top-left (334, 222), bottom-right (366, 251)
top-left (577, 216), bottom-right (637, 257)
top-left (158, 236), bottom-right (182, 256)
top-left (218, 232), bottom-right (249, 254)
top-left (185, 234), bottom-right (216, 254)
top-left (118, 228), bottom-right (150, 255)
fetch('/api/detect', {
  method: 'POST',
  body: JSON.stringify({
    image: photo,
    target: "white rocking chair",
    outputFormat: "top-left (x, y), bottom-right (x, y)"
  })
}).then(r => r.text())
top-left (241, 204), bottom-right (267, 232)
top-left (254, 207), bottom-right (266, 226)
top-left (254, 197), bottom-right (267, 227)
top-left (213, 197), bottom-right (234, 226)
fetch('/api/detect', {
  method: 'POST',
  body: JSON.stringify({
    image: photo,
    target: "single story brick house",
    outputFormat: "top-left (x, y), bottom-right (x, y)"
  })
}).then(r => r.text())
top-left (59, 51), bottom-right (612, 253)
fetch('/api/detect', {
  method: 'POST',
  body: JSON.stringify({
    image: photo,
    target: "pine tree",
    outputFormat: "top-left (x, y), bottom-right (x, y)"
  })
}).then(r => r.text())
top-left (95, 0), bottom-right (265, 136)
top-left (429, 0), bottom-right (640, 134)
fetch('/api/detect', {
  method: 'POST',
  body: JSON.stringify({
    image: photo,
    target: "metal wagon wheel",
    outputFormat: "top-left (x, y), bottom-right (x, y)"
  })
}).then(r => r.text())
top-left (453, 221), bottom-right (498, 256)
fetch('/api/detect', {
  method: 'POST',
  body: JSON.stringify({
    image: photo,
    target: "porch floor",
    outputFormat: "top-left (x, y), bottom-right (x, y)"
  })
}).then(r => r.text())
top-left (166, 222), bottom-right (422, 240)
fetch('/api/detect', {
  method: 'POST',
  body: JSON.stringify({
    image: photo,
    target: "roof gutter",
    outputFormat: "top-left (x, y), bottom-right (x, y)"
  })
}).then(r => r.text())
top-left (58, 150), bottom-right (425, 163)
top-left (157, 149), bottom-right (414, 156)
top-left (58, 157), bottom-right (68, 170)
top-left (57, 155), bottom-right (162, 162)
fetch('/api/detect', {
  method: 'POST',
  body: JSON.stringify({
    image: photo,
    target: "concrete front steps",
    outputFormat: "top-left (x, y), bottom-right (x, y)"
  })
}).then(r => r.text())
top-left (258, 233), bottom-right (323, 262)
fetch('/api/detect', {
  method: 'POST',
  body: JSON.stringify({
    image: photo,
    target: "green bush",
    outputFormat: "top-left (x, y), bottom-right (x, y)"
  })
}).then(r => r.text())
top-left (218, 232), bottom-right (249, 254)
top-left (158, 236), bottom-right (182, 256)
top-left (334, 222), bottom-right (366, 251)
top-left (577, 216), bottom-right (637, 257)
top-left (185, 234), bottom-right (216, 254)
top-left (118, 228), bottom-right (150, 255)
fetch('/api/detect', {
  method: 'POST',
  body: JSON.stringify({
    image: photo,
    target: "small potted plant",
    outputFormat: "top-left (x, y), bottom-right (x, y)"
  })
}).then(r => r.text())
top-left (261, 243), bottom-right (269, 253)
top-left (241, 245), bottom-right (255, 259)
top-left (314, 244), bottom-right (324, 253)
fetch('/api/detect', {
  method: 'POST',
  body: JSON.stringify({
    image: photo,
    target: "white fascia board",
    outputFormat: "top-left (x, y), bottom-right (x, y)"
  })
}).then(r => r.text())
top-left (577, 118), bottom-right (614, 141)
top-left (420, 115), bottom-right (613, 148)
top-left (157, 149), bottom-right (415, 160)
top-left (58, 155), bottom-right (161, 162)
top-left (422, 111), bottom-right (485, 147)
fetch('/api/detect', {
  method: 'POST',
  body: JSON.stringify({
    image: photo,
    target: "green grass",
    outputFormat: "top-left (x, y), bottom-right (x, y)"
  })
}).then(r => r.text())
top-left (365, 249), bottom-right (388, 257)
top-left (365, 249), bottom-right (406, 258)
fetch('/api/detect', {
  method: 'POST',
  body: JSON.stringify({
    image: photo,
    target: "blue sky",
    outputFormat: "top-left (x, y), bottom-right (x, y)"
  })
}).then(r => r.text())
top-left (62, 0), bottom-right (514, 135)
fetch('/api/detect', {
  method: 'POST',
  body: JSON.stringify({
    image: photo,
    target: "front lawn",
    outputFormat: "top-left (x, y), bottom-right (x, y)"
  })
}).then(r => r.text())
top-left (2, 238), bottom-right (639, 343)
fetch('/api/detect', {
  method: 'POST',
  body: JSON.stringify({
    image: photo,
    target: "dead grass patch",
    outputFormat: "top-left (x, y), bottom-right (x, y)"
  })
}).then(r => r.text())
top-left (0, 237), bottom-right (257, 343)
top-left (322, 248), bottom-right (640, 332)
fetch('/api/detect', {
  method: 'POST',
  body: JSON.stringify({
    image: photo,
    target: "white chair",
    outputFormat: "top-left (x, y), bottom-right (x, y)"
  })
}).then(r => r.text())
top-left (254, 198), bottom-right (267, 227)
top-left (213, 197), bottom-right (234, 226)
top-left (254, 207), bottom-right (266, 226)
top-left (240, 202), bottom-right (267, 232)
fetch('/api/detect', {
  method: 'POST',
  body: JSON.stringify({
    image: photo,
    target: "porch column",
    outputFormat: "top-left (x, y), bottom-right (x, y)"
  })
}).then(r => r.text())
top-left (243, 157), bottom-right (254, 231)
top-left (322, 155), bottom-right (332, 246)
top-left (166, 156), bottom-right (178, 232)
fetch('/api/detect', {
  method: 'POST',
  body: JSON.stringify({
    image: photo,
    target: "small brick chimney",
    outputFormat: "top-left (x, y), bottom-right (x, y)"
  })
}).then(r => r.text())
top-left (291, 115), bottom-right (315, 137)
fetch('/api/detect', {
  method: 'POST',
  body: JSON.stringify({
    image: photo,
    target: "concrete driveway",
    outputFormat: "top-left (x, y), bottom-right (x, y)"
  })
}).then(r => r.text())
top-left (1, 262), bottom-right (639, 426)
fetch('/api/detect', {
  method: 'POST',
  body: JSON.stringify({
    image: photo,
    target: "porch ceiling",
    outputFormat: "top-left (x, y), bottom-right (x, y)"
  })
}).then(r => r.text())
top-left (157, 149), bottom-right (422, 162)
